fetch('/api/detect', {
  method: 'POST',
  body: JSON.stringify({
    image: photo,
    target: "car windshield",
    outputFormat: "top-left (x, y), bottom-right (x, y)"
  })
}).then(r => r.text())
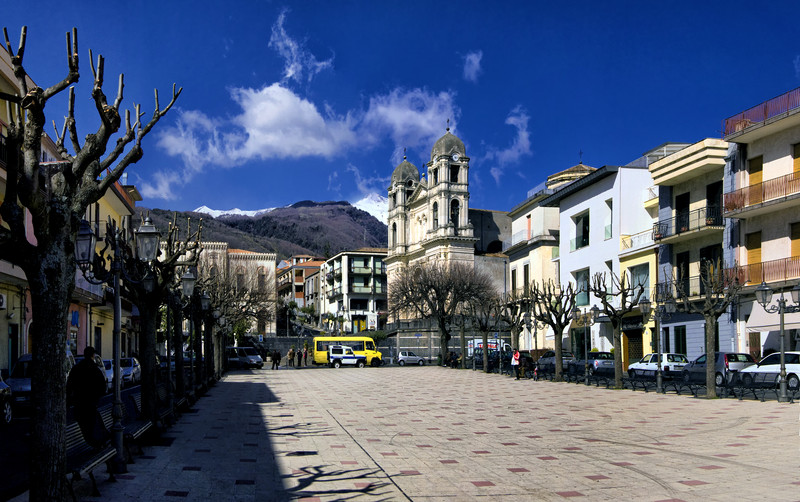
top-left (668, 354), bottom-right (688, 363)
top-left (120, 359), bottom-right (133, 367)
top-left (103, 360), bottom-right (112, 370)
top-left (11, 360), bottom-right (32, 378)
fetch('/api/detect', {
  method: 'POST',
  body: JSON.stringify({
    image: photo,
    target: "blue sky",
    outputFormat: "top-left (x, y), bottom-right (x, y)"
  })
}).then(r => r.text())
top-left (6, 1), bottom-right (800, 214)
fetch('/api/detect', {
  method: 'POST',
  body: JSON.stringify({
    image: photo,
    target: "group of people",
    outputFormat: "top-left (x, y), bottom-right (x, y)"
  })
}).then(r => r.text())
top-left (270, 347), bottom-right (309, 369)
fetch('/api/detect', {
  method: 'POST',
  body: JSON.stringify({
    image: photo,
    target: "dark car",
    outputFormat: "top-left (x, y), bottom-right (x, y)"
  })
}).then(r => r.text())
top-left (0, 373), bottom-right (12, 425)
top-left (682, 352), bottom-right (756, 385)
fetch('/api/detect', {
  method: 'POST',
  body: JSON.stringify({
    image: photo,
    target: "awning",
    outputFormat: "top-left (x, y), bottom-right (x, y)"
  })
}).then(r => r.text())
top-left (746, 303), bottom-right (800, 332)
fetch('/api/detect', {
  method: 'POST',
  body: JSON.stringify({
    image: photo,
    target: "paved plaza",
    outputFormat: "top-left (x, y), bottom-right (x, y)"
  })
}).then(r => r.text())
top-left (64, 366), bottom-right (799, 501)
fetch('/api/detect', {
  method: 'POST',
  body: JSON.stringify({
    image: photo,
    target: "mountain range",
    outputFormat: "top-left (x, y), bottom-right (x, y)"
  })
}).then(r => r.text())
top-left (137, 194), bottom-right (389, 260)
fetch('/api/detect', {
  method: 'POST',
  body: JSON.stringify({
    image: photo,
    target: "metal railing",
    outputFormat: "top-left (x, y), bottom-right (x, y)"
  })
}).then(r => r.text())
top-left (723, 171), bottom-right (800, 212)
top-left (723, 86), bottom-right (800, 137)
top-left (737, 256), bottom-right (800, 284)
top-left (621, 228), bottom-right (655, 253)
top-left (653, 206), bottom-right (723, 241)
top-left (351, 265), bottom-right (372, 274)
top-left (0, 134), bottom-right (7, 167)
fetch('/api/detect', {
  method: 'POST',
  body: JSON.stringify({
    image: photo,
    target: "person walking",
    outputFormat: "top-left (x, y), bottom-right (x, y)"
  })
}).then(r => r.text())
top-left (272, 349), bottom-right (281, 370)
top-left (511, 349), bottom-right (521, 380)
top-left (288, 348), bottom-right (295, 368)
top-left (303, 347), bottom-right (308, 366)
top-left (296, 349), bottom-right (302, 367)
top-left (66, 346), bottom-right (109, 449)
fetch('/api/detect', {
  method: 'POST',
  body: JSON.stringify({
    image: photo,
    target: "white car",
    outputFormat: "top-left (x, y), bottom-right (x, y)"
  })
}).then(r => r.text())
top-left (739, 351), bottom-right (800, 390)
top-left (397, 351), bottom-right (425, 366)
top-left (328, 345), bottom-right (366, 368)
top-left (627, 353), bottom-right (688, 378)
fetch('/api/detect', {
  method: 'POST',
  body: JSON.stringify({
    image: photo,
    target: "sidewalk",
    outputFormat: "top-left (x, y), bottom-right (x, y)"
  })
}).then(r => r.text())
top-left (53, 366), bottom-right (800, 501)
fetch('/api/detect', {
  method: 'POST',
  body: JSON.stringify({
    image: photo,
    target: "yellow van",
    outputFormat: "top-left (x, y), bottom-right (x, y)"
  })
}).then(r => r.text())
top-left (313, 336), bottom-right (383, 366)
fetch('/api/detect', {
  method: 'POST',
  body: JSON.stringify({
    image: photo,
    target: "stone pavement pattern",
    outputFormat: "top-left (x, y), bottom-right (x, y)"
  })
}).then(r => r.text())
top-left (71, 366), bottom-right (800, 501)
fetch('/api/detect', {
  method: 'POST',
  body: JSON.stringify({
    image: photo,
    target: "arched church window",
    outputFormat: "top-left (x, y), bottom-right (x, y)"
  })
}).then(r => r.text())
top-left (450, 200), bottom-right (460, 236)
top-left (432, 202), bottom-right (438, 229)
top-left (391, 223), bottom-right (397, 247)
top-left (432, 168), bottom-right (438, 184)
top-left (450, 165), bottom-right (458, 183)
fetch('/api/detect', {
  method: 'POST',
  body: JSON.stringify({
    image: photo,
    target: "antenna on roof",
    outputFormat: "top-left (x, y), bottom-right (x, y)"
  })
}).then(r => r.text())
top-left (446, 118), bottom-right (450, 132)
top-left (579, 149), bottom-right (584, 164)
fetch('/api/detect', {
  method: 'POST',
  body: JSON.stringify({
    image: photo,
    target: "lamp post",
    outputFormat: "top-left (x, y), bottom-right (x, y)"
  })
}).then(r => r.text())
top-left (638, 295), bottom-right (676, 394)
top-left (571, 305), bottom-right (599, 385)
top-left (754, 281), bottom-right (800, 403)
top-left (75, 217), bottom-right (160, 473)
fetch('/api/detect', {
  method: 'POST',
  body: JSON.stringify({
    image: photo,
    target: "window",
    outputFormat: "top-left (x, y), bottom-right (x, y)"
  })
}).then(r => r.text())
top-left (794, 144), bottom-right (800, 174)
top-left (574, 268), bottom-right (590, 306)
top-left (523, 264), bottom-right (530, 295)
top-left (258, 271), bottom-right (266, 292)
top-left (450, 200), bottom-right (460, 235)
top-left (450, 165), bottom-right (458, 183)
top-left (674, 325), bottom-right (687, 355)
top-left (432, 202), bottom-right (438, 229)
top-left (749, 156), bottom-right (763, 186)
top-left (791, 222), bottom-right (800, 258)
top-left (662, 327), bottom-right (670, 353)
top-left (432, 168), bottom-right (438, 184)
top-left (628, 264), bottom-right (649, 300)
top-left (572, 211), bottom-right (590, 250)
top-left (526, 214), bottom-right (531, 240)
top-left (511, 269), bottom-right (517, 293)
top-left (604, 199), bottom-right (613, 240)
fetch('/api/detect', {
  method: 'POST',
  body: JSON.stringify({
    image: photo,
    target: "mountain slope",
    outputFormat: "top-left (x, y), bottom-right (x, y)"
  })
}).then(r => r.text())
top-left (137, 200), bottom-right (387, 260)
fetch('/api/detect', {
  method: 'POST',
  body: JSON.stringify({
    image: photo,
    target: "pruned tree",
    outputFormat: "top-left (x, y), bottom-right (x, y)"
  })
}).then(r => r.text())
top-left (499, 288), bottom-right (530, 352)
top-left (672, 259), bottom-right (742, 398)
top-left (467, 293), bottom-right (506, 373)
top-left (120, 214), bottom-right (202, 425)
top-left (529, 280), bottom-right (577, 382)
top-left (588, 271), bottom-right (646, 388)
top-left (0, 27), bottom-right (180, 499)
top-left (388, 261), bottom-right (494, 358)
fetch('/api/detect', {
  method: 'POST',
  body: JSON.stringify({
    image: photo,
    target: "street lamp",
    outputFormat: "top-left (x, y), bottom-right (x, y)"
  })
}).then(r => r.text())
top-left (638, 295), bottom-right (676, 394)
top-left (75, 217), bottom-right (159, 473)
top-left (754, 281), bottom-right (800, 403)
top-left (571, 305), bottom-right (599, 385)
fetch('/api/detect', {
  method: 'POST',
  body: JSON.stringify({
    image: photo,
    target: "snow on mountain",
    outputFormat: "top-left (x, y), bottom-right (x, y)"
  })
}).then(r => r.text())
top-left (193, 205), bottom-right (275, 219)
top-left (353, 192), bottom-right (388, 224)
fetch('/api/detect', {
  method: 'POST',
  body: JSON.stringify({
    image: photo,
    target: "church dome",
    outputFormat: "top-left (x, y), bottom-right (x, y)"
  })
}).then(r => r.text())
top-left (391, 156), bottom-right (420, 185)
top-left (431, 128), bottom-right (465, 161)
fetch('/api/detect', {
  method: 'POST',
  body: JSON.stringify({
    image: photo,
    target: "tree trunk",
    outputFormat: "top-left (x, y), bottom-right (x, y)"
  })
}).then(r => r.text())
top-left (511, 326), bottom-right (519, 351)
top-left (27, 243), bottom-right (75, 501)
top-left (459, 324), bottom-right (466, 369)
top-left (482, 331), bottom-right (489, 373)
top-left (137, 300), bottom-right (160, 424)
top-left (173, 306), bottom-right (185, 399)
top-left (705, 315), bottom-right (717, 398)
top-left (204, 316), bottom-right (214, 384)
top-left (613, 321), bottom-right (623, 388)
top-left (554, 334), bottom-right (564, 382)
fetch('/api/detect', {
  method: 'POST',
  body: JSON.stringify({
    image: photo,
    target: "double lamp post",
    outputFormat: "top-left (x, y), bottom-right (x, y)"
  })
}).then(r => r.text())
top-left (754, 281), bottom-right (800, 403)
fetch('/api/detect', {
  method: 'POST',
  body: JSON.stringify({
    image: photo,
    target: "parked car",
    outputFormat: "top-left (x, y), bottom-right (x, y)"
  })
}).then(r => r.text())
top-left (397, 351), bottom-right (425, 366)
top-left (627, 353), bottom-right (688, 378)
top-left (682, 352), bottom-right (755, 385)
top-left (226, 346), bottom-right (264, 369)
top-left (0, 373), bottom-right (13, 425)
top-left (120, 357), bottom-right (141, 385)
top-left (102, 360), bottom-right (114, 392)
top-left (8, 351), bottom-right (76, 412)
top-left (538, 350), bottom-right (575, 372)
top-left (569, 351), bottom-right (615, 376)
top-left (328, 345), bottom-right (366, 368)
top-left (470, 348), bottom-right (500, 371)
top-left (739, 351), bottom-right (800, 390)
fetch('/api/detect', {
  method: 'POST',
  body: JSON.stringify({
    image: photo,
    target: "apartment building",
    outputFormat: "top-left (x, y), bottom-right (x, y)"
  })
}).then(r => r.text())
top-left (320, 248), bottom-right (388, 333)
top-left (722, 87), bottom-right (800, 358)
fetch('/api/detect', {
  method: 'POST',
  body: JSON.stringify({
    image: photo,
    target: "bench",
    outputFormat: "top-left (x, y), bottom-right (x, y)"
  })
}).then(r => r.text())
top-left (65, 405), bottom-right (116, 501)
top-left (625, 370), bottom-right (657, 392)
top-left (123, 393), bottom-right (154, 459)
top-left (731, 372), bottom-right (781, 402)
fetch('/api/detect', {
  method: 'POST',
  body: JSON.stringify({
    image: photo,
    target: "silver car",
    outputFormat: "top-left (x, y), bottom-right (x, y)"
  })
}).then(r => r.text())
top-left (569, 351), bottom-right (614, 376)
top-left (682, 352), bottom-right (755, 386)
top-left (397, 351), bottom-right (425, 366)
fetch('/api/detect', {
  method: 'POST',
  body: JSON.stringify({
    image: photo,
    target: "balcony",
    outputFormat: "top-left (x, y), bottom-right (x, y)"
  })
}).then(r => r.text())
top-left (620, 228), bottom-right (655, 257)
top-left (350, 284), bottom-right (372, 294)
top-left (373, 264), bottom-right (386, 275)
top-left (723, 171), bottom-right (800, 218)
top-left (723, 86), bottom-right (800, 140)
top-left (652, 206), bottom-right (723, 244)
top-left (327, 286), bottom-right (342, 299)
top-left (643, 186), bottom-right (659, 211)
top-left (351, 265), bottom-right (372, 275)
top-left (737, 256), bottom-right (800, 285)
top-left (502, 229), bottom-right (556, 252)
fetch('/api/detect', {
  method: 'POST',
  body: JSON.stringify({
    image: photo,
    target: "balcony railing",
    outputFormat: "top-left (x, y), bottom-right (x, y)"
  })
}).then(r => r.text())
top-left (722, 86), bottom-right (800, 137)
top-left (350, 284), bottom-right (372, 294)
top-left (621, 228), bottom-right (654, 254)
top-left (351, 265), bottom-right (372, 274)
top-left (373, 264), bottom-right (387, 275)
top-left (737, 256), bottom-right (800, 285)
top-left (653, 206), bottom-right (723, 241)
top-left (502, 230), bottom-right (552, 252)
top-left (0, 134), bottom-right (7, 167)
top-left (723, 171), bottom-right (800, 212)
top-left (326, 286), bottom-right (342, 298)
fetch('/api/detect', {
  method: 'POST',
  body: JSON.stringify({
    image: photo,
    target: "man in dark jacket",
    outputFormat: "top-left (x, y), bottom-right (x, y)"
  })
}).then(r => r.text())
top-left (67, 346), bottom-right (109, 448)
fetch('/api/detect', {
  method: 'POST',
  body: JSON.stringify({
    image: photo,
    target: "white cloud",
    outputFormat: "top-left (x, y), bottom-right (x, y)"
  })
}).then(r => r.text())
top-left (269, 9), bottom-right (334, 84)
top-left (484, 106), bottom-right (532, 185)
top-left (463, 51), bottom-right (483, 83)
top-left (360, 88), bottom-right (459, 163)
top-left (345, 163), bottom-right (391, 197)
